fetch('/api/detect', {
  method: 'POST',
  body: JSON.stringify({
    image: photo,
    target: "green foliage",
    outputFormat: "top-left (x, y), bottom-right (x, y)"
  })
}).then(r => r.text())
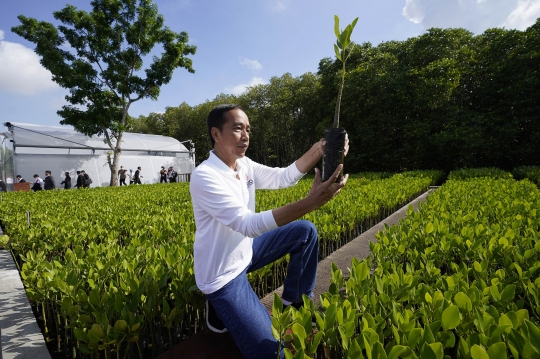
top-left (0, 235), bottom-right (9, 248)
top-left (0, 172), bottom-right (437, 358)
top-left (513, 167), bottom-right (540, 186)
top-left (448, 167), bottom-right (513, 180)
top-left (278, 176), bottom-right (540, 358)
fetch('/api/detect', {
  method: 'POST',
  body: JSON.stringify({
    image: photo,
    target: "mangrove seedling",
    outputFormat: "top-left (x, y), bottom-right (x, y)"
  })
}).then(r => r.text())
top-left (322, 15), bottom-right (358, 182)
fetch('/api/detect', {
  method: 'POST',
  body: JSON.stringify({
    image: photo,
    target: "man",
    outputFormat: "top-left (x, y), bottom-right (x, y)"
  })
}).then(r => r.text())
top-left (118, 166), bottom-right (127, 186)
top-left (159, 166), bottom-right (167, 183)
top-left (134, 167), bottom-right (142, 184)
top-left (32, 174), bottom-right (44, 191)
top-left (0, 179), bottom-right (6, 192)
top-left (167, 166), bottom-right (177, 183)
top-left (190, 104), bottom-right (348, 359)
top-left (81, 170), bottom-right (92, 188)
top-left (76, 171), bottom-right (84, 189)
top-left (16, 175), bottom-right (26, 183)
top-left (43, 170), bottom-right (56, 190)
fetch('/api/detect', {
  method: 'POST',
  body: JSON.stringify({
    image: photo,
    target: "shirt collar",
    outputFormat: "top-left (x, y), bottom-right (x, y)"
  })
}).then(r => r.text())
top-left (208, 151), bottom-right (242, 177)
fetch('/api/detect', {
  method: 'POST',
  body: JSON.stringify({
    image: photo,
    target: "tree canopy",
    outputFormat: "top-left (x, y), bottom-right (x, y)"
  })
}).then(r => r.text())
top-left (133, 19), bottom-right (540, 174)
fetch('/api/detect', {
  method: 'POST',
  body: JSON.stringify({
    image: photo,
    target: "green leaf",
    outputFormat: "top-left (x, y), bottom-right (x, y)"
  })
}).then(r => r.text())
top-left (422, 342), bottom-right (443, 359)
top-left (500, 285), bottom-right (515, 302)
top-left (424, 323), bottom-right (435, 344)
top-left (442, 305), bottom-right (460, 330)
top-left (372, 342), bottom-right (387, 359)
top-left (459, 338), bottom-right (470, 358)
top-left (454, 292), bottom-right (473, 312)
top-left (524, 320), bottom-right (540, 353)
top-left (471, 344), bottom-right (489, 359)
top-left (474, 261), bottom-right (483, 273)
top-left (408, 328), bottom-right (422, 348)
top-left (284, 348), bottom-right (293, 359)
top-left (347, 337), bottom-right (362, 359)
top-left (292, 323), bottom-right (307, 350)
top-left (357, 261), bottom-right (369, 281)
top-left (271, 317), bottom-right (280, 340)
top-left (387, 345), bottom-right (410, 359)
top-left (88, 324), bottom-right (104, 343)
top-left (425, 222), bottom-right (434, 234)
top-left (350, 17), bottom-right (359, 32)
top-left (113, 319), bottom-right (128, 333)
top-left (325, 303), bottom-right (337, 330)
top-left (309, 331), bottom-right (323, 355)
top-left (74, 328), bottom-right (88, 342)
top-left (334, 44), bottom-right (342, 61)
top-left (487, 342), bottom-right (507, 359)
top-left (272, 293), bottom-right (282, 318)
top-left (334, 15), bottom-right (341, 39)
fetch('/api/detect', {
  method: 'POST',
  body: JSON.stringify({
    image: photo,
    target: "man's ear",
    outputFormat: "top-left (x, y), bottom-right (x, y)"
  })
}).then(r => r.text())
top-left (211, 127), bottom-right (221, 143)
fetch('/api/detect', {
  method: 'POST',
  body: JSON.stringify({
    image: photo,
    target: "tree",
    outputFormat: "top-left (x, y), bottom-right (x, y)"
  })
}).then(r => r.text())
top-left (12, 0), bottom-right (196, 186)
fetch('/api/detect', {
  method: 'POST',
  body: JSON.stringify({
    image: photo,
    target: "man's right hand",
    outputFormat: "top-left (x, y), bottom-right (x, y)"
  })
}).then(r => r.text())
top-left (272, 164), bottom-right (348, 227)
top-left (305, 165), bottom-right (348, 211)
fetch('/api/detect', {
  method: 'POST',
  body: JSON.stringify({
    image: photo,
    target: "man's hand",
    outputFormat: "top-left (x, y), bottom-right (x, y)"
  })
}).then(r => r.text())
top-left (272, 164), bottom-right (348, 227)
top-left (305, 164), bottom-right (348, 211)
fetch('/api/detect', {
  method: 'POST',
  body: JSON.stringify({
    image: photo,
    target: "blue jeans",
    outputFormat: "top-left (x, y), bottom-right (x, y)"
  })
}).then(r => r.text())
top-left (205, 220), bottom-right (319, 359)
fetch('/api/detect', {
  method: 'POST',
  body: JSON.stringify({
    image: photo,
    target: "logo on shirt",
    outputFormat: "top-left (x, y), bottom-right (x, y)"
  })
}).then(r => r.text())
top-left (245, 174), bottom-right (253, 188)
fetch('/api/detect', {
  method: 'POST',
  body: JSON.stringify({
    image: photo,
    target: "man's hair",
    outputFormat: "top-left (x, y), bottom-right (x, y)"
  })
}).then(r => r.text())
top-left (138, 166), bottom-right (141, 170)
top-left (81, 170), bottom-right (85, 173)
top-left (76, 171), bottom-right (81, 174)
top-left (33, 174), bottom-right (39, 178)
top-left (207, 104), bottom-right (244, 147)
top-left (45, 170), bottom-right (51, 175)
top-left (16, 175), bottom-right (21, 178)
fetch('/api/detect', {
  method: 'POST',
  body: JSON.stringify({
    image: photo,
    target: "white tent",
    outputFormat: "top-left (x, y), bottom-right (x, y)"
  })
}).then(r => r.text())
top-left (1, 122), bottom-right (195, 190)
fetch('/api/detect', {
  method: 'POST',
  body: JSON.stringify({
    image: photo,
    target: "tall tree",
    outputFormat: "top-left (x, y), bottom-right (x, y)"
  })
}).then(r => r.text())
top-left (12, 0), bottom-right (196, 186)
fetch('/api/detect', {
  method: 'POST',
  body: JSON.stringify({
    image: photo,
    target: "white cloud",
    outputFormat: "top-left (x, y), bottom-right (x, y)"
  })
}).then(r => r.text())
top-left (266, 0), bottom-right (289, 12)
top-left (0, 30), bottom-right (58, 95)
top-left (401, 0), bottom-right (539, 33)
top-left (227, 77), bottom-right (266, 95)
top-left (240, 57), bottom-right (263, 70)
top-left (402, 0), bottom-right (426, 24)
top-left (503, 0), bottom-right (540, 30)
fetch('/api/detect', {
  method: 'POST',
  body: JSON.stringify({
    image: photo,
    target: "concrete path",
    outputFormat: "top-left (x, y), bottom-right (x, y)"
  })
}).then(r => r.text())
top-left (261, 189), bottom-right (432, 310)
top-left (0, 251), bottom-right (51, 359)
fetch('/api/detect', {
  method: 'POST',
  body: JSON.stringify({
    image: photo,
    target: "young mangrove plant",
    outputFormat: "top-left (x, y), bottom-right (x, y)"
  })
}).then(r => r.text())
top-left (322, 15), bottom-right (358, 182)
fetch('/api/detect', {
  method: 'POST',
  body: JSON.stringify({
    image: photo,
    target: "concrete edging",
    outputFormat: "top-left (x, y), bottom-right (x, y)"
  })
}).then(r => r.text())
top-left (0, 250), bottom-right (51, 359)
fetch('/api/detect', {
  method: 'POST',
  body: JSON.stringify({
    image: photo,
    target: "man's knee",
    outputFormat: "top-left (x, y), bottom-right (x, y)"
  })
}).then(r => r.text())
top-left (294, 220), bottom-right (318, 241)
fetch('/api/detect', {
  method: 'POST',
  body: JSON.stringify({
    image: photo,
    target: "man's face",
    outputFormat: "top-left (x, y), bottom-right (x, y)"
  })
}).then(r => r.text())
top-left (213, 109), bottom-right (250, 159)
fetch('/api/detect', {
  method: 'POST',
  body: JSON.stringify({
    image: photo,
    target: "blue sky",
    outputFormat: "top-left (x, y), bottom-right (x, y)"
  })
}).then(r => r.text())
top-left (1, 0), bottom-right (539, 127)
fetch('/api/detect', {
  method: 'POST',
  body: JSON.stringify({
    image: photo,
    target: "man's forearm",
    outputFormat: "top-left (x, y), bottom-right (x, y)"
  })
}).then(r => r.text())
top-left (295, 140), bottom-right (324, 174)
top-left (272, 197), bottom-right (318, 227)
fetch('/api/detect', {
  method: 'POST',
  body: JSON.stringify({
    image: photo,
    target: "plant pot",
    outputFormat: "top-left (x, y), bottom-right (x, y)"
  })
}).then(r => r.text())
top-left (322, 128), bottom-right (346, 182)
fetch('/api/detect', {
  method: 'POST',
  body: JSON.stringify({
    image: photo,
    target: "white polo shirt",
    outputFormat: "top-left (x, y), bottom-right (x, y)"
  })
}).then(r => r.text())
top-left (190, 151), bottom-right (305, 294)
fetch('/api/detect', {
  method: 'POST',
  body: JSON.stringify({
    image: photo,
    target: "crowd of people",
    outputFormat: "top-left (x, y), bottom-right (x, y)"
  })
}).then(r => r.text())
top-left (14, 170), bottom-right (93, 191)
top-left (6, 165), bottom-right (179, 192)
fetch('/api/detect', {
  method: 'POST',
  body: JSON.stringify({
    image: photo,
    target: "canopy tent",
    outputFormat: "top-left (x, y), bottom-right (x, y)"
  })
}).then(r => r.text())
top-left (1, 122), bottom-right (195, 191)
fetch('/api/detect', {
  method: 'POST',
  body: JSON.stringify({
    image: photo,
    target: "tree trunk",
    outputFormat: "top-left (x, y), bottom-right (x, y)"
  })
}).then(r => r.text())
top-left (108, 132), bottom-right (123, 186)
